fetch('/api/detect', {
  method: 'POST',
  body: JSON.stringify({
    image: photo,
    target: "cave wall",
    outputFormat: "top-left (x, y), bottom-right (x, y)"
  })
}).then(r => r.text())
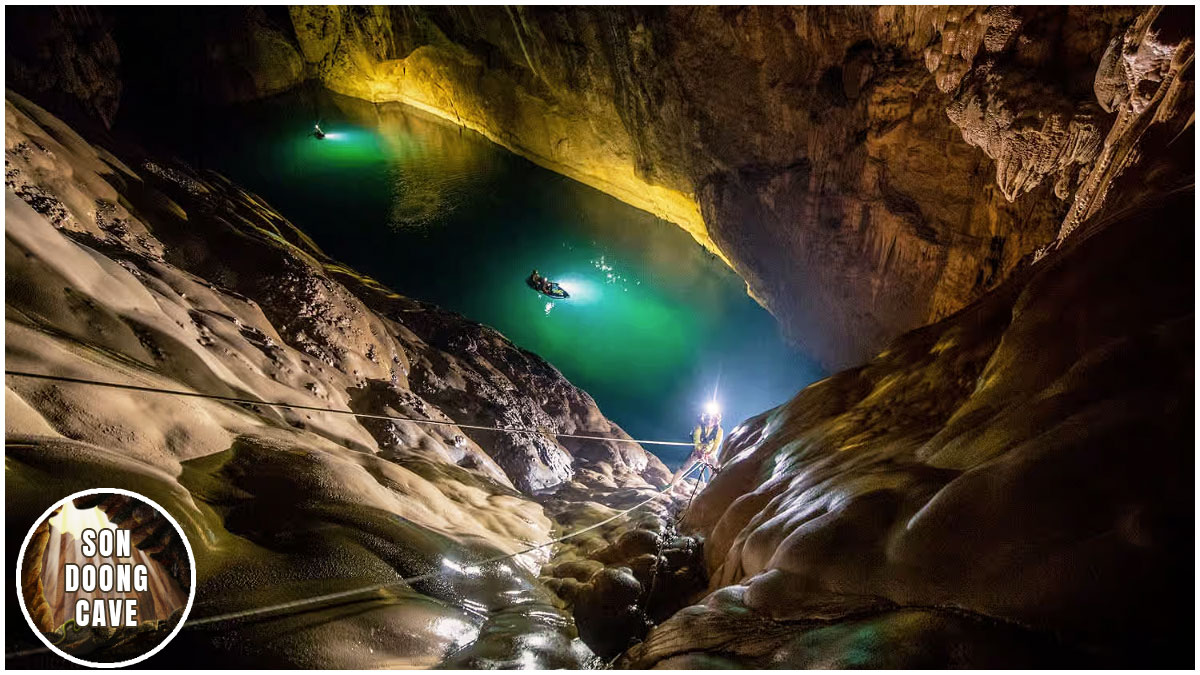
top-left (5, 91), bottom-right (679, 666)
top-left (283, 5), bottom-right (1191, 369)
top-left (4, 6), bottom-right (1194, 668)
top-left (5, 6), bottom-right (122, 126)
top-left (617, 35), bottom-right (1194, 662)
top-left (5, 6), bottom-right (1191, 369)
top-left (623, 146), bottom-right (1195, 669)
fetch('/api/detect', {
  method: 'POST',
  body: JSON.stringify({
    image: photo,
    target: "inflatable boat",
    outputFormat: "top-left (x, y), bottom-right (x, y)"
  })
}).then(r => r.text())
top-left (527, 275), bottom-right (569, 299)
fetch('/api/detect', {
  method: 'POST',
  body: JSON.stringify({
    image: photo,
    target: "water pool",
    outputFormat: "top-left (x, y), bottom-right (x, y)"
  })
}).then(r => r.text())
top-left (138, 89), bottom-right (822, 466)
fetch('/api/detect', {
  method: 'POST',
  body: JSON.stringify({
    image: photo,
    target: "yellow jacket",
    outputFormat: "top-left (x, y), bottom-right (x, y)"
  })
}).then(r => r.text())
top-left (692, 423), bottom-right (723, 464)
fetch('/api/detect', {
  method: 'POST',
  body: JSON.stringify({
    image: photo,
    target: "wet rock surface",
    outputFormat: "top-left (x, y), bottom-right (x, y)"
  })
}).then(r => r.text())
top-left (625, 182), bottom-right (1193, 667)
top-left (537, 478), bottom-right (709, 660)
top-left (4, 92), bottom-right (669, 668)
top-left (623, 596), bottom-right (1084, 669)
top-left (2, 6), bottom-right (1193, 669)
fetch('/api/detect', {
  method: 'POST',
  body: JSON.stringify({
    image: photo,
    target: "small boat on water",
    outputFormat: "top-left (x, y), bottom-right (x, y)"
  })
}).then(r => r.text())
top-left (527, 273), bottom-right (569, 299)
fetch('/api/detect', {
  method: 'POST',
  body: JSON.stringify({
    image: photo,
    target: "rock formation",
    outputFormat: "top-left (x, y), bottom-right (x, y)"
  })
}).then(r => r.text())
top-left (4, 91), bottom-right (674, 667)
top-left (3, 5), bottom-right (1194, 669)
top-left (282, 5), bottom-right (1192, 369)
top-left (4, 7), bottom-right (122, 127)
top-left (5, 7), bottom-right (1193, 368)
top-left (622, 167), bottom-right (1194, 667)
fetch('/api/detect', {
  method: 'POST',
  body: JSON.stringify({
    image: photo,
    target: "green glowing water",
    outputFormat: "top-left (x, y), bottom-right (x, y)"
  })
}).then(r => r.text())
top-left (158, 90), bottom-right (822, 465)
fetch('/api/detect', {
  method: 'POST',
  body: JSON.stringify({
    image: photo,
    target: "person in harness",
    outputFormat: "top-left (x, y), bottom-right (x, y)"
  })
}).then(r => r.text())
top-left (674, 405), bottom-right (724, 485)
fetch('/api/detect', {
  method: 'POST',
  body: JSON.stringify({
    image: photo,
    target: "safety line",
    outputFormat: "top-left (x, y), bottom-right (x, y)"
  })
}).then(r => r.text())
top-left (3, 370), bottom-right (694, 447)
top-left (4, 448), bottom-right (702, 660)
top-left (186, 461), bottom-right (702, 628)
top-left (3, 369), bottom-right (703, 636)
top-left (638, 462), bottom-right (708, 629)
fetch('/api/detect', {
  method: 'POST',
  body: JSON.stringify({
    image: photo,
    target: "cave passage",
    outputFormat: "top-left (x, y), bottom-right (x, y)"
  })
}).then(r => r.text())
top-left (125, 88), bottom-right (823, 462)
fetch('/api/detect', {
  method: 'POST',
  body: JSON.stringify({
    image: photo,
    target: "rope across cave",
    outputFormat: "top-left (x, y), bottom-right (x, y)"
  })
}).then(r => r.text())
top-left (185, 461), bottom-right (702, 628)
top-left (3, 369), bottom-right (707, 635)
top-left (3, 370), bottom-right (695, 447)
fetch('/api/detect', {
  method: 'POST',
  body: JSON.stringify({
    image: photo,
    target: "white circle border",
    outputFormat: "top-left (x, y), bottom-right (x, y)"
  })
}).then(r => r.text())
top-left (14, 487), bottom-right (198, 669)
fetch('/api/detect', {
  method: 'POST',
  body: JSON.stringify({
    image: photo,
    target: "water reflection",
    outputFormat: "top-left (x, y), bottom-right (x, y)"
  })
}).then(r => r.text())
top-left (162, 89), bottom-right (823, 464)
top-left (326, 93), bottom-right (493, 234)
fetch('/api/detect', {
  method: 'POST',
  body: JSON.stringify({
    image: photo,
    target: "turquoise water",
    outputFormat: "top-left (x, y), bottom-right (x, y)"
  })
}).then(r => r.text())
top-left (153, 90), bottom-right (822, 465)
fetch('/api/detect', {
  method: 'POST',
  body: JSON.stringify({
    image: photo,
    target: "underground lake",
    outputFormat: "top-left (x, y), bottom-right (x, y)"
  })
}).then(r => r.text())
top-left (129, 89), bottom-right (823, 464)
top-left (6, 5), bottom-right (1193, 668)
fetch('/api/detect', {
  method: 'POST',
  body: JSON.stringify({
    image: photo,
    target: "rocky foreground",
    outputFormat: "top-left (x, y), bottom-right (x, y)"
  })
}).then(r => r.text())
top-left (621, 171), bottom-right (1194, 668)
top-left (3, 5), bottom-right (1194, 664)
top-left (5, 92), bottom-right (703, 668)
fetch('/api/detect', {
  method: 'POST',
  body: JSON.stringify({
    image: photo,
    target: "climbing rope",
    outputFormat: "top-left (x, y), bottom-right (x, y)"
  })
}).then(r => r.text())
top-left (638, 462), bottom-right (709, 627)
top-left (4, 367), bottom-right (705, 653)
top-left (3, 370), bottom-right (694, 447)
top-left (186, 461), bottom-right (703, 628)
top-left (5, 455), bottom-right (703, 662)
top-left (674, 464), bottom-right (709, 527)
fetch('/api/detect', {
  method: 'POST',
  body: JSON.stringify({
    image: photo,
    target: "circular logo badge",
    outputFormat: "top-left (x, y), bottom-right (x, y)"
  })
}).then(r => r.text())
top-left (15, 489), bottom-right (196, 668)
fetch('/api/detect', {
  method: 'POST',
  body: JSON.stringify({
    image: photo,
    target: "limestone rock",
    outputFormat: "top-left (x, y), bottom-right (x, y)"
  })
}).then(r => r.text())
top-left (5, 7), bottom-right (121, 127)
top-left (4, 92), bottom-right (666, 668)
top-left (637, 184), bottom-right (1193, 667)
top-left (5, 7), bottom-right (1188, 369)
top-left (277, 5), bottom-right (1177, 370)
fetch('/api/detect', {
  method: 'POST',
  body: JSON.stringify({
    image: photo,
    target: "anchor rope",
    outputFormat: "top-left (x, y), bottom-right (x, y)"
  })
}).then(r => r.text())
top-left (5, 449), bottom-right (703, 660)
top-left (639, 462), bottom-right (707, 616)
top-left (185, 461), bottom-right (702, 628)
top-left (615, 462), bottom-right (710, 668)
top-left (3, 370), bottom-right (694, 447)
top-left (4, 368), bottom-right (708, 641)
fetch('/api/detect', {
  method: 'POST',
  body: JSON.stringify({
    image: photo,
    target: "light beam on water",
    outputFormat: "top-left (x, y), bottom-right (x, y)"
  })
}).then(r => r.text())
top-left (157, 90), bottom-right (825, 466)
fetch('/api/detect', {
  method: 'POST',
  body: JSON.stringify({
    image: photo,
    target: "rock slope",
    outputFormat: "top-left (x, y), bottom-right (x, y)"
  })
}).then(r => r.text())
top-left (622, 172), bottom-right (1194, 666)
top-left (4, 91), bottom-right (673, 668)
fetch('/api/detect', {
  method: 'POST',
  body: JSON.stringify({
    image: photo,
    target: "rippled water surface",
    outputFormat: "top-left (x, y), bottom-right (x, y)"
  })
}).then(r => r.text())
top-left (152, 90), bottom-right (822, 465)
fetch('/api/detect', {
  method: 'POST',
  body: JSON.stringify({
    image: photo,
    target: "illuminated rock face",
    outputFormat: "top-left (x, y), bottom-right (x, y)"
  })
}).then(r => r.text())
top-left (5, 7), bottom-right (1191, 368)
top-left (622, 183), bottom-right (1193, 667)
top-left (282, 6), bottom-right (1191, 369)
top-left (286, 6), bottom-right (710, 260)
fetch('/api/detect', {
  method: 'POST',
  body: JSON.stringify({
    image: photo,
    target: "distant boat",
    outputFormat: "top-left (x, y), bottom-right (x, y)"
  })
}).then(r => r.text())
top-left (527, 274), bottom-right (569, 299)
